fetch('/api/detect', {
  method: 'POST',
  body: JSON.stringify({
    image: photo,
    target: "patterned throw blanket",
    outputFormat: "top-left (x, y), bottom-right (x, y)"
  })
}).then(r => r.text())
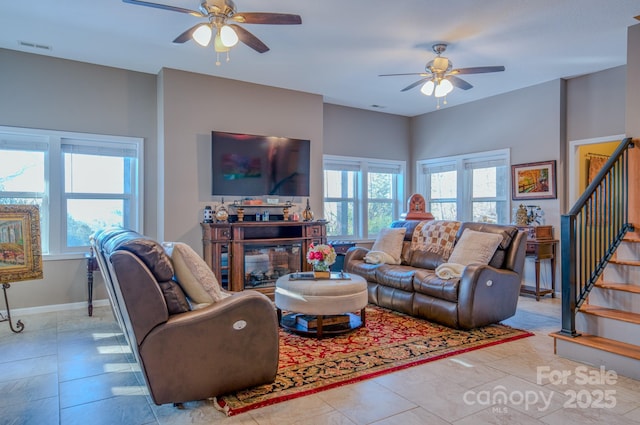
top-left (411, 220), bottom-right (461, 261)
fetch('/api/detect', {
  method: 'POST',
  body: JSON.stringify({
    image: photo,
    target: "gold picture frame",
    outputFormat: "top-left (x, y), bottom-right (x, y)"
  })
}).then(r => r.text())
top-left (0, 205), bottom-right (43, 283)
top-left (511, 160), bottom-right (557, 200)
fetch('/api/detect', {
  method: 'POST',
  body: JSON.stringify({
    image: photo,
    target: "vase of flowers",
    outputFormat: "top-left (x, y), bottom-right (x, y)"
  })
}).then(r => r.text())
top-left (306, 243), bottom-right (336, 279)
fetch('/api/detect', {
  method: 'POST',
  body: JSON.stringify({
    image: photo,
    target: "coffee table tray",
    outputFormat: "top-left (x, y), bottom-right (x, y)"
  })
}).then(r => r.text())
top-left (288, 271), bottom-right (351, 281)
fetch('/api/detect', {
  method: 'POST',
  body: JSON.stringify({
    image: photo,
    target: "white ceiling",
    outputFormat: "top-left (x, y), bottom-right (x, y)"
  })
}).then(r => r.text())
top-left (1, 1), bottom-right (639, 117)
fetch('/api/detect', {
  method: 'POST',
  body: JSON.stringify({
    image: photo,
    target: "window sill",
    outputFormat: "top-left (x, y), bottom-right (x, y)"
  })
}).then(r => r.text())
top-left (43, 253), bottom-right (88, 262)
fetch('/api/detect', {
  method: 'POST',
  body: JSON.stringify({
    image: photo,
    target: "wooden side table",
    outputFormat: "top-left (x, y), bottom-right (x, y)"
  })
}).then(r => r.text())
top-left (520, 239), bottom-right (558, 301)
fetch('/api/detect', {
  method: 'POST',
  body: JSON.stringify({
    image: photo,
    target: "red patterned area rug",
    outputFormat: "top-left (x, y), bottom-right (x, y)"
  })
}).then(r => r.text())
top-left (215, 306), bottom-right (532, 416)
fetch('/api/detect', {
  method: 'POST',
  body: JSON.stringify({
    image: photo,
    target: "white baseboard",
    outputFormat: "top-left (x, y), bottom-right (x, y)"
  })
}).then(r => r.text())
top-left (5, 299), bottom-right (111, 316)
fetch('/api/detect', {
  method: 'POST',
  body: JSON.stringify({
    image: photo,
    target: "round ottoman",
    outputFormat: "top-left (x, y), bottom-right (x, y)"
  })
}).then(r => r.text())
top-left (275, 273), bottom-right (368, 337)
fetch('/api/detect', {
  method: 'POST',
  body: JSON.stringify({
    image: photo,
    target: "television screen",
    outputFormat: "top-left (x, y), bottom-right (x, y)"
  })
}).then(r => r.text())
top-left (211, 131), bottom-right (310, 197)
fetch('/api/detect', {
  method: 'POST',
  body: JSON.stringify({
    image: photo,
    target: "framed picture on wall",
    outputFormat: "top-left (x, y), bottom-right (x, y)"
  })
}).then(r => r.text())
top-left (511, 160), bottom-right (557, 200)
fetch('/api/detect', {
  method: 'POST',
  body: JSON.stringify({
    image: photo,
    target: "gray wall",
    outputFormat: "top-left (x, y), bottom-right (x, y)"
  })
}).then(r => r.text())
top-left (566, 65), bottom-right (626, 141)
top-left (627, 24), bottom-right (640, 137)
top-left (158, 68), bottom-right (324, 248)
top-left (0, 49), bottom-right (157, 309)
top-left (323, 104), bottom-right (410, 160)
top-left (323, 103), bottom-right (411, 195)
top-left (410, 80), bottom-right (564, 226)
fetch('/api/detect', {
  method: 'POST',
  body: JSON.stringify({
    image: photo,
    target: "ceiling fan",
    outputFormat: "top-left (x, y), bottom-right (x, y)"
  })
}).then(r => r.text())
top-left (380, 43), bottom-right (505, 108)
top-left (122, 0), bottom-right (302, 65)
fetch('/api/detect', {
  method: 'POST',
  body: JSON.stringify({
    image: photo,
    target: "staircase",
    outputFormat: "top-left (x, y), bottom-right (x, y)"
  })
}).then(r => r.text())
top-left (552, 137), bottom-right (640, 379)
top-left (553, 238), bottom-right (640, 379)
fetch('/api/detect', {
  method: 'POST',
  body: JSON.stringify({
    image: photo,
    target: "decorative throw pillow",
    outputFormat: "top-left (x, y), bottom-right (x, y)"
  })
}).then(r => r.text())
top-left (370, 227), bottom-right (407, 265)
top-left (158, 279), bottom-right (191, 314)
top-left (448, 229), bottom-right (503, 266)
top-left (166, 242), bottom-right (225, 304)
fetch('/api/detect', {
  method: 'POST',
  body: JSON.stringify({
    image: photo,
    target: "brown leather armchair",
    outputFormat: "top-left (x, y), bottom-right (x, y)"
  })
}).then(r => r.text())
top-left (91, 228), bottom-right (279, 406)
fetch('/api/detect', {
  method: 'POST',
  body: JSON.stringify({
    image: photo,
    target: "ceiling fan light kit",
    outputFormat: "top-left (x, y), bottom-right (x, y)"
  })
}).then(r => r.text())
top-left (420, 80), bottom-right (435, 96)
top-left (380, 43), bottom-right (505, 109)
top-left (122, 0), bottom-right (301, 66)
top-left (434, 78), bottom-right (453, 98)
top-left (192, 24), bottom-right (212, 46)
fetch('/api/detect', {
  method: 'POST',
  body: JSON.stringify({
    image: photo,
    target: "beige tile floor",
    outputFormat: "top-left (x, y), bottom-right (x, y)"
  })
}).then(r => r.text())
top-left (1, 296), bottom-right (639, 425)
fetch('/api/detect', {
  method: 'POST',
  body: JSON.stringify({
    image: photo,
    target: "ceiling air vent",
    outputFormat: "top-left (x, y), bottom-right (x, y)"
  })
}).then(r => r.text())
top-left (18, 41), bottom-right (52, 51)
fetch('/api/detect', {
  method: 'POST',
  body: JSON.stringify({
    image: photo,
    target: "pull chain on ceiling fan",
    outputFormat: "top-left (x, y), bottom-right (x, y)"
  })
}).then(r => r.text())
top-left (379, 43), bottom-right (505, 109)
top-left (123, 0), bottom-right (302, 65)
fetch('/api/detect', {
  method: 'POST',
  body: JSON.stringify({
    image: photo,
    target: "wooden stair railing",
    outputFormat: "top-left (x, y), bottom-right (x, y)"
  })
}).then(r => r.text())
top-left (559, 137), bottom-right (635, 337)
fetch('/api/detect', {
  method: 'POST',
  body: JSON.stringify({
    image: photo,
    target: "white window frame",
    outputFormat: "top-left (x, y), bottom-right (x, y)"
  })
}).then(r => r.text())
top-left (0, 125), bottom-right (144, 258)
top-left (323, 155), bottom-right (405, 240)
top-left (416, 149), bottom-right (510, 223)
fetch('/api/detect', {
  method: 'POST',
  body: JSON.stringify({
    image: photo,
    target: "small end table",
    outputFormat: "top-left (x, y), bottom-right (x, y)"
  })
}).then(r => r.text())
top-left (86, 248), bottom-right (100, 316)
top-left (520, 239), bottom-right (558, 301)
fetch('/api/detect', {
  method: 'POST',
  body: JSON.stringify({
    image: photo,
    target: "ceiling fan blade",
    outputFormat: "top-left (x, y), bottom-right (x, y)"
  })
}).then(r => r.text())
top-left (173, 24), bottom-right (203, 44)
top-left (229, 24), bottom-right (269, 53)
top-left (122, 0), bottom-right (204, 17)
top-left (231, 13), bottom-right (302, 25)
top-left (447, 76), bottom-right (473, 90)
top-left (450, 66), bottom-right (505, 75)
top-left (401, 78), bottom-right (430, 92)
top-left (379, 73), bottom-right (430, 77)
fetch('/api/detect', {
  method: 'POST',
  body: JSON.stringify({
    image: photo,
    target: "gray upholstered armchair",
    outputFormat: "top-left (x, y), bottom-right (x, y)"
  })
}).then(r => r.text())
top-left (91, 228), bottom-right (279, 406)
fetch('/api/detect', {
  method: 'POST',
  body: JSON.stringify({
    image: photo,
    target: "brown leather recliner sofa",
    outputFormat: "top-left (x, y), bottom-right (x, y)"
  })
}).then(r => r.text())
top-left (91, 228), bottom-right (279, 406)
top-left (344, 220), bottom-right (527, 329)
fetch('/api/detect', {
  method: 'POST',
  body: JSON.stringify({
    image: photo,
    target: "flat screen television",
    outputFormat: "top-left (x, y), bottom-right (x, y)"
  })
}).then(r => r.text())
top-left (211, 131), bottom-right (311, 197)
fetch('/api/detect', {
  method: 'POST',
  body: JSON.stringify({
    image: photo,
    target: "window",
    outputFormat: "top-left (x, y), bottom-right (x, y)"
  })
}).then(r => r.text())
top-left (323, 156), bottom-right (405, 240)
top-left (417, 149), bottom-right (509, 224)
top-left (0, 126), bottom-right (143, 256)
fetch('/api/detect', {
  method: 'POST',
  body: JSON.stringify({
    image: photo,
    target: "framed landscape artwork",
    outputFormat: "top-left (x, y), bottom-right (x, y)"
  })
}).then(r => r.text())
top-left (511, 160), bottom-right (557, 200)
top-left (0, 205), bottom-right (43, 283)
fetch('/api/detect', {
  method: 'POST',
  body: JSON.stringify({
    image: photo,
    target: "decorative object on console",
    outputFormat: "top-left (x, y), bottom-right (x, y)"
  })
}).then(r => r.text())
top-left (215, 199), bottom-right (229, 222)
top-left (526, 205), bottom-right (545, 225)
top-left (402, 193), bottom-right (435, 220)
top-left (307, 243), bottom-right (336, 277)
top-left (0, 205), bottom-right (43, 333)
top-left (203, 205), bottom-right (214, 223)
top-left (514, 204), bottom-right (544, 226)
top-left (302, 199), bottom-right (314, 221)
top-left (511, 160), bottom-right (557, 200)
top-left (236, 207), bottom-right (245, 222)
top-left (515, 204), bottom-right (528, 226)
